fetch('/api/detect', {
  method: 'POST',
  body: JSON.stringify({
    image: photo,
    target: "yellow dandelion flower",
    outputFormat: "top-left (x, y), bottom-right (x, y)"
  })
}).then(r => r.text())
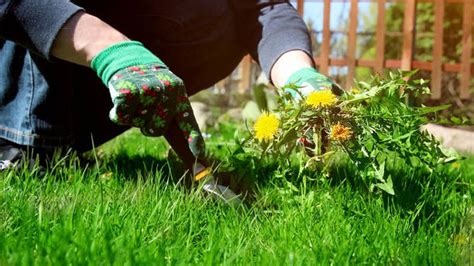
top-left (330, 123), bottom-right (353, 142)
top-left (306, 90), bottom-right (337, 108)
top-left (351, 88), bottom-right (361, 94)
top-left (254, 112), bottom-right (280, 142)
top-left (451, 162), bottom-right (461, 169)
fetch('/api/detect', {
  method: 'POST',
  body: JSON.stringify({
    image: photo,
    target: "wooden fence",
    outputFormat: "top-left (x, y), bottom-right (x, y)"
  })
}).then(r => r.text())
top-left (235, 0), bottom-right (473, 100)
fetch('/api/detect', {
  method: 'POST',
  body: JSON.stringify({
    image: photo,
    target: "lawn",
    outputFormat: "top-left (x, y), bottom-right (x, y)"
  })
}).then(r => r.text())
top-left (1, 127), bottom-right (473, 265)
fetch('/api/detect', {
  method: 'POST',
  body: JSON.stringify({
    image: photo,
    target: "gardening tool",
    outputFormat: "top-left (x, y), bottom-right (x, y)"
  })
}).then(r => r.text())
top-left (193, 163), bottom-right (242, 208)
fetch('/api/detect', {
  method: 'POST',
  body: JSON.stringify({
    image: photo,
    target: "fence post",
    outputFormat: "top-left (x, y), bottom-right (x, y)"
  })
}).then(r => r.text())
top-left (460, 0), bottom-right (472, 99)
top-left (375, 0), bottom-right (386, 75)
top-left (431, 0), bottom-right (445, 99)
top-left (401, 0), bottom-right (417, 106)
top-left (320, 0), bottom-right (331, 75)
top-left (238, 55), bottom-right (252, 94)
top-left (346, 0), bottom-right (358, 89)
top-left (297, 0), bottom-right (305, 17)
top-left (401, 0), bottom-right (417, 72)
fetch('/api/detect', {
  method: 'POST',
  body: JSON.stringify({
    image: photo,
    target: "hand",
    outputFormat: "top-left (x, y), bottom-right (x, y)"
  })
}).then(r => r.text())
top-left (108, 64), bottom-right (205, 158)
top-left (286, 67), bottom-right (344, 98)
top-left (92, 41), bottom-right (205, 159)
top-left (108, 64), bottom-right (185, 133)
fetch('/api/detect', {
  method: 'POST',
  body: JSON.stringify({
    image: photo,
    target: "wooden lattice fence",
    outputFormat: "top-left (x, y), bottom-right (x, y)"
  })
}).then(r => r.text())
top-left (234, 0), bottom-right (473, 100)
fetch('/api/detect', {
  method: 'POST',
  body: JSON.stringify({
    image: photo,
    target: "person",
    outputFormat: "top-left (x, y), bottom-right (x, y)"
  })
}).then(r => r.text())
top-left (0, 1), bottom-right (338, 197)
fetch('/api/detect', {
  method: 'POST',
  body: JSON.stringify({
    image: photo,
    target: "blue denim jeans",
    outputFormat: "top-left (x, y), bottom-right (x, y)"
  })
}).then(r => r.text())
top-left (0, 39), bottom-right (130, 151)
top-left (0, 40), bottom-right (73, 148)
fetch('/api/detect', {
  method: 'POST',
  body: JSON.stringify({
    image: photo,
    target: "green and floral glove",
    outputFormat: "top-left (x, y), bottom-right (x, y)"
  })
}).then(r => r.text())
top-left (91, 41), bottom-right (205, 158)
top-left (286, 67), bottom-right (344, 98)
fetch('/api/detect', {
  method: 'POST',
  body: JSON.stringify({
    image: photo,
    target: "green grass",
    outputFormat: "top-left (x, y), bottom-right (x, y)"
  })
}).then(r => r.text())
top-left (1, 129), bottom-right (473, 265)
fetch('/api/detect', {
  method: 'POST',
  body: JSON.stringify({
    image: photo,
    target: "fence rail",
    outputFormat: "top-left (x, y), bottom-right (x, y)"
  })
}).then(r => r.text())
top-left (235, 0), bottom-right (473, 100)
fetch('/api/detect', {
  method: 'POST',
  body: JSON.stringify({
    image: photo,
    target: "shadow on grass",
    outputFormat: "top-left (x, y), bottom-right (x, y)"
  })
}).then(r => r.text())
top-left (324, 156), bottom-right (469, 230)
top-left (100, 152), bottom-right (259, 202)
top-left (102, 153), bottom-right (188, 184)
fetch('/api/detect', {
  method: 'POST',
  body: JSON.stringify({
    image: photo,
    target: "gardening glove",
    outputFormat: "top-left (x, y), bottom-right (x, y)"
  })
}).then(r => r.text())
top-left (193, 163), bottom-right (242, 208)
top-left (285, 67), bottom-right (344, 99)
top-left (91, 41), bottom-right (205, 159)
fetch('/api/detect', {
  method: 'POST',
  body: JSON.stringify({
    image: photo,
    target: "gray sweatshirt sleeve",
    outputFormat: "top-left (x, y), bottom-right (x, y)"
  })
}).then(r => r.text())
top-left (231, 0), bottom-right (312, 82)
top-left (0, 0), bottom-right (84, 59)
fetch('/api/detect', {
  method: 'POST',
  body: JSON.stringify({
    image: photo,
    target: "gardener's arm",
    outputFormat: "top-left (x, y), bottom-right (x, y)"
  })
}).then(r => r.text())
top-left (0, 0), bottom-right (128, 65)
top-left (51, 11), bottom-right (129, 66)
top-left (1, 0), bottom-right (83, 59)
top-left (271, 50), bottom-right (314, 87)
top-left (232, 0), bottom-right (339, 93)
top-left (230, 0), bottom-right (312, 82)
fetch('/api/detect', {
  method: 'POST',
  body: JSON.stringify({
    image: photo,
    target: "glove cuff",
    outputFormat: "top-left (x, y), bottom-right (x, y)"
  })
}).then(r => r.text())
top-left (286, 67), bottom-right (324, 86)
top-left (91, 41), bottom-right (165, 85)
top-left (286, 67), bottom-right (337, 98)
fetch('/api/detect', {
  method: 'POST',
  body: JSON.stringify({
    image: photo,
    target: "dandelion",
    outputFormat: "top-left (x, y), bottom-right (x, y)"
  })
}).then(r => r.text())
top-left (351, 88), bottom-right (361, 94)
top-left (451, 162), bottom-right (461, 169)
top-left (306, 90), bottom-right (337, 108)
top-left (330, 123), bottom-right (352, 142)
top-left (254, 112), bottom-right (280, 142)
